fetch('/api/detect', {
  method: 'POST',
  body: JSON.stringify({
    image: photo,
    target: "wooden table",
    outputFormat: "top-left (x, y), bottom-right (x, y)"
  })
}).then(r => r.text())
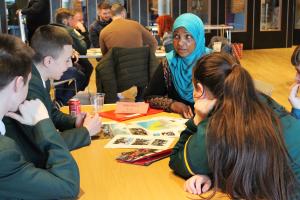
top-left (61, 105), bottom-right (230, 200)
top-left (204, 25), bottom-right (234, 43)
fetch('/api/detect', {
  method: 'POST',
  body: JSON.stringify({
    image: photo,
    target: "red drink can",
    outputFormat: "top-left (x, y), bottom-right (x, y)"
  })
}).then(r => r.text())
top-left (68, 98), bottom-right (81, 117)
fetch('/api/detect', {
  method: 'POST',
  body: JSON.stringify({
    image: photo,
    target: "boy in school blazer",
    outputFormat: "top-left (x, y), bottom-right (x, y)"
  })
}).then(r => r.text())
top-left (0, 33), bottom-right (79, 199)
top-left (5, 25), bottom-right (101, 169)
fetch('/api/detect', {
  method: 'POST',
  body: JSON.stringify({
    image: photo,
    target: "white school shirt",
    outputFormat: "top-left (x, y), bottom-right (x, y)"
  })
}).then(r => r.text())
top-left (0, 120), bottom-right (6, 135)
top-left (40, 73), bottom-right (46, 88)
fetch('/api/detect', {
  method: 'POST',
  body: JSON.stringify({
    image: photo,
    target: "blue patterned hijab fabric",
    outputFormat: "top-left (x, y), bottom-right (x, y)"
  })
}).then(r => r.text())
top-left (166, 13), bottom-right (211, 103)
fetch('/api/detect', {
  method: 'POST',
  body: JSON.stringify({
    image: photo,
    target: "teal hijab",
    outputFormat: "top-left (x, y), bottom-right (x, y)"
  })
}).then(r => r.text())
top-left (166, 13), bottom-right (211, 103)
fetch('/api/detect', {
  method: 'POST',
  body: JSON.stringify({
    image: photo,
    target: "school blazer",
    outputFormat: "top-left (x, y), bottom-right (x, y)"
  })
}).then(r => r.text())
top-left (169, 94), bottom-right (300, 196)
top-left (27, 65), bottom-right (91, 150)
top-left (0, 119), bottom-right (79, 199)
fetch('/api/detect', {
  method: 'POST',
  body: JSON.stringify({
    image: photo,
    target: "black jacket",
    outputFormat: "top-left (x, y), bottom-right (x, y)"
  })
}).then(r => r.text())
top-left (21, 0), bottom-right (50, 39)
top-left (51, 23), bottom-right (87, 55)
top-left (96, 47), bottom-right (159, 103)
top-left (89, 18), bottom-right (112, 48)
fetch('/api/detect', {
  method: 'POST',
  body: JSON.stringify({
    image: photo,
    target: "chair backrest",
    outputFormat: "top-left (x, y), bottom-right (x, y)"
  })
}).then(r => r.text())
top-left (208, 36), bottom-right (232, 54)
top-left (253, 79), bottom-right (274, 96)
top-left (96, 47), bottom-right (159, 103)
top-left (53, 78), bottom-right (78, 105)
top-left (53, 79), bottom-right (77, 93)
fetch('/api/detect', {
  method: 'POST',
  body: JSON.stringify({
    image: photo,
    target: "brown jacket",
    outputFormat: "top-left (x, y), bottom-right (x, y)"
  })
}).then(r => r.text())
top-left (99, 18), bottom-right (158, 55)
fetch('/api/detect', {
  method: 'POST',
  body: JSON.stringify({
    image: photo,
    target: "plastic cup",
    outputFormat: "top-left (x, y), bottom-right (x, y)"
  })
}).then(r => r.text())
top-left (90, 93), bottom-right (105, 114)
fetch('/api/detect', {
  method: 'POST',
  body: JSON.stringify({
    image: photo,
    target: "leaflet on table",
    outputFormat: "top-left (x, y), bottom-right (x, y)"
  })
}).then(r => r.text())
top-left (105, 135), bottom-right (174, 150)
top-left (116, 148), bottom-right (173, 166)
top-left (130, 117), bottom-right (187, 137)
top-left (95, 123), bottom-right (130, 139)
top-left (115, 102), bottom-right (149, 114)
top-left (99, 117), bottom-right (187, 138)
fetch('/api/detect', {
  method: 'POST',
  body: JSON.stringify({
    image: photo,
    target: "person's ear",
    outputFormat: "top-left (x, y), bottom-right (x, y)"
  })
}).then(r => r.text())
top-left (14, 76), bottom-right (24, 93)
top-left (121, 11), bottom-right (126, 19)
top-left (62, 18), bottom-right (68, 25)
top-left (43, 56), bottom-right (53, 67)
top-left (193, 82), bottom-right (205, 99)
top-left (196, 83), bottom-right (204, 93)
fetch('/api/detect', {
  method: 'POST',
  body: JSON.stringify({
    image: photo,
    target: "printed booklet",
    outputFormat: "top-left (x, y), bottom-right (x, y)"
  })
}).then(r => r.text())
top-left (105, 135), bottom-right (174, 150)
top-left (116, 148), bottom-right (173, 166)
top-left (97, 117), bottom-right (187, 139)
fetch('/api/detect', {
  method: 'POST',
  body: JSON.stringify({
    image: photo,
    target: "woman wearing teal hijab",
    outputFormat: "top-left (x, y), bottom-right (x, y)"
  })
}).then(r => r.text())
top-left (144, 13), bottom-right (211, 118)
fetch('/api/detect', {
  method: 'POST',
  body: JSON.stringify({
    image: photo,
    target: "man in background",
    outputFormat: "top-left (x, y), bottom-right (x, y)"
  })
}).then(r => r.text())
top-left (99, 3), bottom-right (158, 55)
top-left (89, 2), bottom-right (112, 48)
top-left (53, 8), bottom-right (93, 105)
top-left (72, 10), bottom-right (91, 48)
top-left (17, 0), bottom-right (50, 41)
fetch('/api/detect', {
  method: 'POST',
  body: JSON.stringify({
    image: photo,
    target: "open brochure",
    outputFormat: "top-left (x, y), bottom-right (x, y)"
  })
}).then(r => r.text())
top-left (116, 149), bottom-right (173, 166)
top-left (129, 117), bottom-right (187, 137)
top-left (105, 135), bottom-right (174, 150)
top-left (96, 117), bottom-right (188, 139)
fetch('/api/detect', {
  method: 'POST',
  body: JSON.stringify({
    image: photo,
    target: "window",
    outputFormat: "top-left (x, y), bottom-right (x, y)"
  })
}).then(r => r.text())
top-left (187, 0), bottom-right (211, 24)
top-left (5, 0), bottom-right (27, 36)
top-left (61, 0), bottom-right (88, 25)
top-left (148, 0), bottom-right (172, 26)
top-left (225, 0), bottom-right (247, 32)
top-left (260, 0), bottom-right (281, 31)
top-left (295, 0), bottom-right (300, 29)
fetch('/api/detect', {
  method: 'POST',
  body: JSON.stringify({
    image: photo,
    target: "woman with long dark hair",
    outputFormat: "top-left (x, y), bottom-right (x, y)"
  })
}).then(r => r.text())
top-left (170, 53), bottom-right (300, 199)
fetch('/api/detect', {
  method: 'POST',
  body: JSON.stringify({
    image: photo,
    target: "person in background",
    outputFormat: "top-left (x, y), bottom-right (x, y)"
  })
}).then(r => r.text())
top-left (17, 0), bottom-right (50, 41)
top-left (144, 13), bottom-right (211, 118)
top-left (0, 33), bottom-right (79, 199)
top-left (54, 8), bottom-right (93, 105)
top-left (54, 8), bottom-right (88, 55)
top-left (170, 52), bottom-right (300, 199)
top-left (156, 15), bottom-right (174, 53)
top-left (99, 3), bottom-right (157, 55)
top-left (89, 2), bottom-right (112, 48)
top-left (72, 10), bottom-right (91, 48)
top-left (289, 45), bottom-right (300, 119)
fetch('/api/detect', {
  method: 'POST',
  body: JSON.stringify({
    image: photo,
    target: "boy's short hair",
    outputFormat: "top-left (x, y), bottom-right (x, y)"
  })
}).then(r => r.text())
top-left (0, 34), bottom-right (34, 90)
top-left (291, 46), bottom-right (300, 67)
top-left (31, 25), bottom-right (73, 64)
top-left (111, 3), bottom-right (126, 16)
top-left (55, 8), bottom-right (74, 24)
top-left (98, 2), bottom-right (111, 10)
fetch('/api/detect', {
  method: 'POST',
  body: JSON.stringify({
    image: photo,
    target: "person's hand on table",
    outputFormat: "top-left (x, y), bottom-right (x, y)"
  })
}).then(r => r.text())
top-left (6, 99), bottom-right (49, 126)
top-left (184, 174), bottom-right (212, 195)
top-left (75, 112), bottom-right (87, 128)
top-left (170, 101), bottom-right (193, 119)
top-left (289, 83), bottom-right (300, 109)
top-left (83, 114), bottom-right (102, 137)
